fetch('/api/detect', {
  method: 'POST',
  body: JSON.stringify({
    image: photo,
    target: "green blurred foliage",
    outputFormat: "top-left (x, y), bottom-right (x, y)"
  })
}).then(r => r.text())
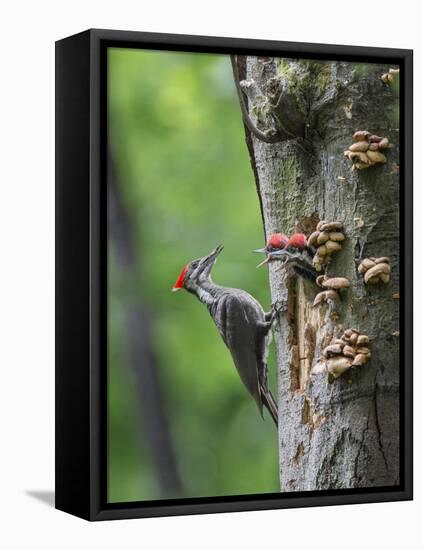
top-left (108, 48), bottom-right (279, 503)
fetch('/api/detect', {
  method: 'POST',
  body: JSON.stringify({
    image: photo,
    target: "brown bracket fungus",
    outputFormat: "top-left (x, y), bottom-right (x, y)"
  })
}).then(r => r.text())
top-left (313, 289), bottom-right (340, 307)
top-left (320, 276), bottom-right (350, 290)
top-left (358, 256), bottom-right (391, 284)
top-left (313, 275), bottom-right (350, 307)
top-left (311, 328), bottom-right (371, 380)
top-left (381, 67), bottom-right (400, 84)
top-left (344, 131), bottom-right (391, 171)
top-left (307, 221), bottom-right (345, 272)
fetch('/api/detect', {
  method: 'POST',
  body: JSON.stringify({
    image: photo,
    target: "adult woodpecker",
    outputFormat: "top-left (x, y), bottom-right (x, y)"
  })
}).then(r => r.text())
top-left (172, 244), bottom-right (279, 426)
top-left (254, 232), bottom-right (317, 281)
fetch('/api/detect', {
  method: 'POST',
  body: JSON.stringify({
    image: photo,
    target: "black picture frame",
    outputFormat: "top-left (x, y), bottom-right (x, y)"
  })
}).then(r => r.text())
top-left (55, 28), bottom-right (413, 521)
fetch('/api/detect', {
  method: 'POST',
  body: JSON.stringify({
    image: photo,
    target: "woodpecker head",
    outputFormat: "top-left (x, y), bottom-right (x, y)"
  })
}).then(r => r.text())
top-left (172, 244), bottom-right (224, 293)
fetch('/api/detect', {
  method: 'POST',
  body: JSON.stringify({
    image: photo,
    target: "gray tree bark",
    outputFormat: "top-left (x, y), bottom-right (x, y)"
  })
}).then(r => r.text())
top-left (237, 56), bottom-right (400, 491)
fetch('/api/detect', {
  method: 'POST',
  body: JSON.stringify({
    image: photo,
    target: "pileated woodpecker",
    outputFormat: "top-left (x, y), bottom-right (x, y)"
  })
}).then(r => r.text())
top-left (254, 232), bottom-right (317, 281)
top-left (172, 244), bottom-right (278, 426)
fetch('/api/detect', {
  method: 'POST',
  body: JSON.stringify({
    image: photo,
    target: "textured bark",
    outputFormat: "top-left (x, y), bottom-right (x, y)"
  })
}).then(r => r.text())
top-left (241, 57), bottom-right (400, 491)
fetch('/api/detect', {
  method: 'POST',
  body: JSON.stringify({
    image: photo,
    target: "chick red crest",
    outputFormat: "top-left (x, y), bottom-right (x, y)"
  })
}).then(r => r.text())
top-left (267, 233), bottom-right (289, 250)
top-left (287, 233), bottom-right (307, 249)
top-left (172, 264), bottom-right (189, 291)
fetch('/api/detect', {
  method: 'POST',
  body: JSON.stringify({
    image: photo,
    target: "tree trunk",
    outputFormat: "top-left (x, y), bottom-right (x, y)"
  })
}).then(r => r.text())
top-left (237, 56), bottom-right (400, 491)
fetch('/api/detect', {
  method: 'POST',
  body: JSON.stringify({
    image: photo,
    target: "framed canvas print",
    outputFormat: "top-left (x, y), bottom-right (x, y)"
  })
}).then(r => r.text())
top-left (55, 29), bottom-right (413, 521)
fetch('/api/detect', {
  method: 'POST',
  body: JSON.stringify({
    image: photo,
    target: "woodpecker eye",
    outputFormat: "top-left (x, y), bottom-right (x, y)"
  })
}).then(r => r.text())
top-left (190, 260), bottom-right (200, 269)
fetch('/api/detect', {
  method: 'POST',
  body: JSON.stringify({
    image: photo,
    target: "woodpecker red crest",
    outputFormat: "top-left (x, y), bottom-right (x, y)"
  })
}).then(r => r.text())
top-left (172, 265), bottom-right (189, 291)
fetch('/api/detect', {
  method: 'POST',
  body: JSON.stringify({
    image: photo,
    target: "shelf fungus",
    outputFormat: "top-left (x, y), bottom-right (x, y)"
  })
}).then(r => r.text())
top-left (344, 131), bottom-right (390, 170)
top-left (358, 256), bottom-right (391, 284)
top-left (311, 328), bottom-right (371, 379)
top-left (381, 67), bottom-right (400, 84)
top-left (313, 275), bottom-right (350, 307)
top-left (307, 220), bottom-right (345, 272)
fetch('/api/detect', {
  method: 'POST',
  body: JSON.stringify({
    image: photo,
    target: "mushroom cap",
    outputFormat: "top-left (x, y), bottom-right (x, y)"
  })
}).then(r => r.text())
top-left (324, 290), bottom-right (340, 302)
top-left (317, 232), bottom-right (329, 245)
top-left (317, 244), bottom-right (327, 257)
top-left (349, 141), bottom-right (369, 152)
top-left (364, 262), bottom-right (391, 284)
top-left (343, 345), bottom-right (356, 358)
top-left (329, 232), bottom-right (345, 242)
top-left (313, 252), bottom-right (324, 271)
top-left (327, 357), bottom-right (353, 378)
top-left (319, 221), bottom-right (343, 232)
top-left (325, 240), bottom-right (342, 253)
top-left (313, 289), bottom-right (339, 307)
top-left (366, 275), bottom-right (381, 284)
top-left (352, 354), bottom-right (369, 367)
top-left (353, 161), bottom-right (371, 170)
top-left (307, 230), bottom-right (320, 248)
top-left (369, 134), bottom-right (383, 143)
top-left (366, 150), bottom-right (387, 164)
top-left (375, 257), bottom-right (390, 264)
top-left (323, 343), bottom-right (344, 358)
top-left (316, 220), bottom-right (328, 231)
top-left (312, 292), bottom-right (325, 307)
top-left (358, 258), bottom-right (376, 273)
top-left (349, 151), bottom-right (370, 164)
top-left (357, 334), bottom-right (369, 346)
top-left (380, 273), bottom-right (390, 284)
top-left (322, 277), bottom-right (350, 290)
top-left (349, 332), bottom-right (358, 345)
top-left (378, 137), bottom-right (390, 150)
top-left (352, 130), bottom-right (371, 142)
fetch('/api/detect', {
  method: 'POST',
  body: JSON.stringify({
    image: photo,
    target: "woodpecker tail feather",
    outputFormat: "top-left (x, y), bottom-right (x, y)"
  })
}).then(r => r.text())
top-left (261, 388), bottom-right (278, 426)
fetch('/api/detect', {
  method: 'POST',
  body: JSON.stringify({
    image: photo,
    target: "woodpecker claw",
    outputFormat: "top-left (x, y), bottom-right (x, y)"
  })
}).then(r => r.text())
top-left (271, 299), bottom-right (285, 316)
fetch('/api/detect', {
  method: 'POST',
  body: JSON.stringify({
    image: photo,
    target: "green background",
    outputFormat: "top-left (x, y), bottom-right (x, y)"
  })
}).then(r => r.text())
top-left (108, 48), bottom-right (279, 503)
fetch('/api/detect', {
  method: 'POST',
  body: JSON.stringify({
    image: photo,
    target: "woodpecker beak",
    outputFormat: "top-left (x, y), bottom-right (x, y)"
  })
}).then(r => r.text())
top-left (256, 256), bottom-right (271, 268)
top-left (199, 244), bottom-right (224, 277)
top-left (256, 248), bottom-right (291, 268)
top-left (252, 247), bottom-right (267, 254)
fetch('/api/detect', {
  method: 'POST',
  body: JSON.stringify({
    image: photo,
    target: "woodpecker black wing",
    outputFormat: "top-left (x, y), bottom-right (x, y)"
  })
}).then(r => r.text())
top-left (209, 289), bottom-right (267, 415)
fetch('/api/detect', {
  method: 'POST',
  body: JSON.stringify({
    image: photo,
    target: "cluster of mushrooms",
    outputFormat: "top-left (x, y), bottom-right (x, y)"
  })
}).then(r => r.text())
top-left (358, 256), bottom-right (391, 284)
top-left (381, 67), bottom-right (399, 84)
top-left (313, 274), bottom-right (350, 307)
top-left (307, 221), bottom-right (345, 272)
top-left (312, 328), bottom-right (371, 379)
top-left (344, 131), bottom-right (390, 170)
